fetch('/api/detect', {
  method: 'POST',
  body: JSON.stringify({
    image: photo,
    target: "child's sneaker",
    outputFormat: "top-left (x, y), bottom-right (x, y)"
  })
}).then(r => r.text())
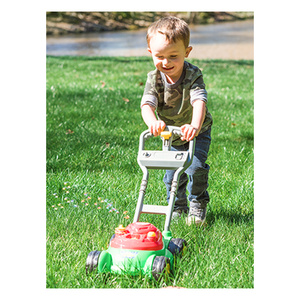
top-left (186, 200), bottom-right (207, 225)
top-left (172, 209), bottom-right (183, 220)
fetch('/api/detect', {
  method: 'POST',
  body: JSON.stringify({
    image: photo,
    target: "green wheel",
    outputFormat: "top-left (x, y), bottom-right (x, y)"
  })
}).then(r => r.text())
top-left (86, 250), bottom-right (101, 274)
top-left (167, 238), bottom-right (187, 257)
top-left (152, 256), bottom-right (171, 280)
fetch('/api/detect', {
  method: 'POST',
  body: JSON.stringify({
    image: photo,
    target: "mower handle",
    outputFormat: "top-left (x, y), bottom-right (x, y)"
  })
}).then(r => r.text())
top-left (139, 125), bottom-right (195, 156)
top-left (142, 126), bottom-right (181, 140)
top-left (135, 126), bottom-right (196, 230)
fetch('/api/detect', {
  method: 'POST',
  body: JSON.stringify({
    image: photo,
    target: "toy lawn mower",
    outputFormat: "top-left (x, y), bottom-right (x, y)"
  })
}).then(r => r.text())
top-left (86, 126), bottom-right (195, 280)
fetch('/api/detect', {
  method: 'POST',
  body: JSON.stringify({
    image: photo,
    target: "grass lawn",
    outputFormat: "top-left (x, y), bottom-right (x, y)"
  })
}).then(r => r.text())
top-left (46, 56), bottom-right (254, 288)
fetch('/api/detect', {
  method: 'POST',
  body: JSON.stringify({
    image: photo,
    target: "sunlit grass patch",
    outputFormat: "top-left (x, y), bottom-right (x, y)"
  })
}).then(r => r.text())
top-left (46, 56), bottom-right (253, 288)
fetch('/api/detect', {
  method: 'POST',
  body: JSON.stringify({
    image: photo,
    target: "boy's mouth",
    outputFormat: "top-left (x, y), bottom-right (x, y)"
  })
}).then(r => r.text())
top-left (162, 66), bottom-right (174, 71)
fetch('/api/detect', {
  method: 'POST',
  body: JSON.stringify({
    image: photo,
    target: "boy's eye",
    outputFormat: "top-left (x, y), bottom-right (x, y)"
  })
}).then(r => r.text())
top-left (170, 55), bottom-right (177, 58)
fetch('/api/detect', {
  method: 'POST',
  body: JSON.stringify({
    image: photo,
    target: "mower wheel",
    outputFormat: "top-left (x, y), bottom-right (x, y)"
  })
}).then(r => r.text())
top-left (86, 250), bottom-right (101, 275)
top-left (167, 238), bottom-right (187, 257)
top-left (152, 256), bottom-right (171, 280)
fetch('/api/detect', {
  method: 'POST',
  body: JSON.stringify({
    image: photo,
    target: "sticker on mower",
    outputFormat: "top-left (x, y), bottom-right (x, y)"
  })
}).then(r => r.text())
top-left (120, 250), bottom-right (138, 259)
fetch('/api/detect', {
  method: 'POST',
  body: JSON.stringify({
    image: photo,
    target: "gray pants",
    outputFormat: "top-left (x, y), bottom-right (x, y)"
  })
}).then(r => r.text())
top-left (163, 128), bottom-right (212, 213)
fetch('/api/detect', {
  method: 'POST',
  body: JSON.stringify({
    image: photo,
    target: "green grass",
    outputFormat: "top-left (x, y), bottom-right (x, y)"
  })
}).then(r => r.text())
top-left (46, 56), bottom-right (254, 288)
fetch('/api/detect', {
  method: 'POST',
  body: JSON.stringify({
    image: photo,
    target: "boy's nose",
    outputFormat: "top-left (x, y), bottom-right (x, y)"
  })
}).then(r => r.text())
top-left (163, 58), bottom-right (169, 65)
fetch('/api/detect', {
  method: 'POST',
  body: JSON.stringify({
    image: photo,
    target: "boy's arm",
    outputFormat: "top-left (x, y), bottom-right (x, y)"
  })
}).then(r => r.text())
top-left (181, 100), bottom-right (206, 141)
top-left (141, 104), bottom-right (166, 136)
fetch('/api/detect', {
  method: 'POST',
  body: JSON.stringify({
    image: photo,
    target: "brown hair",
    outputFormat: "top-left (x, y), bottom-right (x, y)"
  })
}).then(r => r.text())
top-left (146, 16), bottom-right (190, 48)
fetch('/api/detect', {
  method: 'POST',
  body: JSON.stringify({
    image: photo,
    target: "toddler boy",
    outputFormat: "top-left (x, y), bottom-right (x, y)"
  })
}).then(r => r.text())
top-left (140, 16), bottom-right (213, 225)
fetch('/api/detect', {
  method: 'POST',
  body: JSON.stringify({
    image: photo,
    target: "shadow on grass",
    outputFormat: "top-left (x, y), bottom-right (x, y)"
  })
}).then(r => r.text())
top-left (206, 208), bottom-right (253, 225)
top-left (211, 128), bottom-right (254, 147)
top-left (46, 55), bottom-right (152, 63)
top-left (46, 129), bottom-right (141, 173)
top-left (192, 58), bottom-right (254, 66)
top-left (47, 55), bottom-right (253, 66)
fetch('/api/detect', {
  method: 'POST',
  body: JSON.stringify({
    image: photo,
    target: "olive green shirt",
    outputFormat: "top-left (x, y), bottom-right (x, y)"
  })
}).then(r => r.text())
top-left (141, 61), bottom-right (213, 145)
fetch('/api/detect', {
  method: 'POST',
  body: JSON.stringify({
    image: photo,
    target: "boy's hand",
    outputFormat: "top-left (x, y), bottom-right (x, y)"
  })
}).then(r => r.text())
top-left (149, 120), bottom-right (166, 137)
top-left (180, 124), bottom-right (198, 141)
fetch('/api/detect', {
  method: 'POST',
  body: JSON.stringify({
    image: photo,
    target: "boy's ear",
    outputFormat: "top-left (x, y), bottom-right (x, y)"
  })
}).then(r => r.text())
top-left (185, 46), bottom-right (193, 58)
top-left (147, 47), bottom-right (152, 54)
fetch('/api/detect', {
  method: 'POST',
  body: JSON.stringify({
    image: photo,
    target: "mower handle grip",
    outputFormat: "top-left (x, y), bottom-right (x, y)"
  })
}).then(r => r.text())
top-left (143, 126), bottom-right (181, 140)
top-left (143, 132), bottom-right (181, 141)
top-left (141, 126), bottom-right (180, 141)
top-left (139, 125), bottom-right (195, 155)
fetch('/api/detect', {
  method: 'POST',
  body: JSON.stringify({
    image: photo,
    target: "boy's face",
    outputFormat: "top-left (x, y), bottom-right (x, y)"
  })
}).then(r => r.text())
top-left (148, 32), bottom-right (192, 83)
